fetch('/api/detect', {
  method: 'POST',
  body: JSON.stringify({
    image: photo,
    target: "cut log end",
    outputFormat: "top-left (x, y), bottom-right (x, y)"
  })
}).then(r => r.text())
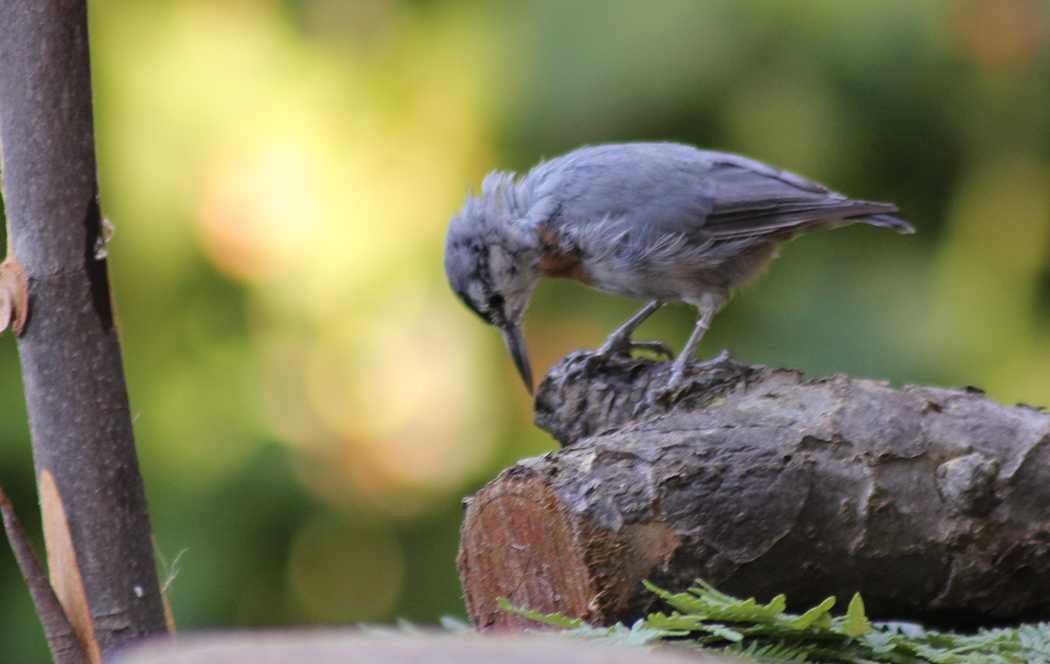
top-left (458, 463), bottom-right (682, 632)
top-left (458, 466), bottom-right (594, 631)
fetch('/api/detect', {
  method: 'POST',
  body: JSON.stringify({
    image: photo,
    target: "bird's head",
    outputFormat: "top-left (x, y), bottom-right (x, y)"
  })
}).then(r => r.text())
top-left (445, 175), bottom-right (542, 392)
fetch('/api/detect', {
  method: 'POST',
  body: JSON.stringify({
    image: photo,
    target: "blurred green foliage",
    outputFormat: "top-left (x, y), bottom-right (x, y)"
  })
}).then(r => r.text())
top-left (2, 0), bottom-right (1049, 661)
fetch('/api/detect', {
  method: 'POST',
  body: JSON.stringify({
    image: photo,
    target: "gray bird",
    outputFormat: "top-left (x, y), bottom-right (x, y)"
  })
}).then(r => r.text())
top-left (444, 142), bottom-right (913, 396)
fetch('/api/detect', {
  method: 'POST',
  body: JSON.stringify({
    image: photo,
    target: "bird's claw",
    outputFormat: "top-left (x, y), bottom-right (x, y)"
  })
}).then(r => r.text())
top-left (595, 336), bottom-right (674, 360)
top-left (649, 371), bottom-right (688, 409)
top-left (586, 337), bottom-right (674, 381)
top-left (594, 334), bottom-right (631, 358)
top-left (647, 349), bottom-right (733, 409)
top-left (708, 348), bottom-right (732, 364)
top-left (626, 340), bottom-right (675, 359)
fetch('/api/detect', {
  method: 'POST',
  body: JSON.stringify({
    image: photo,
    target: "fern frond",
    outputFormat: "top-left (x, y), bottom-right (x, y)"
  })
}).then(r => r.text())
top-left (495, 583), bottom-right (1050, 664)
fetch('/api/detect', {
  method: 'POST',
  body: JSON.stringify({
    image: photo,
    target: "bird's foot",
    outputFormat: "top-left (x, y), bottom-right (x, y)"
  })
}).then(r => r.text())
top-left (595, 335), bottom-right (674, 361)
top-left (650, 369), bottom-right (688, 408)
top-left (649, 349), bottom-right (732, 408)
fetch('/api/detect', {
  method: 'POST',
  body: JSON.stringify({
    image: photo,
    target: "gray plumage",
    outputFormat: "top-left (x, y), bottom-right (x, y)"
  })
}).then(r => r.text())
top-left (445, 142), bottom-right (913, 395)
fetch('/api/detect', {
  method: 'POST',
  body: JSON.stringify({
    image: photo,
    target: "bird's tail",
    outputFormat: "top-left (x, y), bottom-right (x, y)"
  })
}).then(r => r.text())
top-left (862, 213), bottom-right (915, 234)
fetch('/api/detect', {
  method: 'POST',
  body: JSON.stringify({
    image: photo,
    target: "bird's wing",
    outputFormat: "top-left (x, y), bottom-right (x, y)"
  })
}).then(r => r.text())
top-left (699, 153), bottom-right (906, 238)
top-left (528, 143), bottom-right (717, 242)
top-left (528, 144), bottom-right (910, 241)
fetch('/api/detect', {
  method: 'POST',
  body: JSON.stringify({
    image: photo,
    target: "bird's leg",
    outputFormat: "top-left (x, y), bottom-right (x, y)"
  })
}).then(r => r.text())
top-left (595, 300), bottom-right (669, 358)
top-left (661, 295), bottom-right (718, 397)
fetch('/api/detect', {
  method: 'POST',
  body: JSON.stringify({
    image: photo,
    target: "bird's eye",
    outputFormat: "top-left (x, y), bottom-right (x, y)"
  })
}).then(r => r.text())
top-left (487, 293), bottom-right (504, 311)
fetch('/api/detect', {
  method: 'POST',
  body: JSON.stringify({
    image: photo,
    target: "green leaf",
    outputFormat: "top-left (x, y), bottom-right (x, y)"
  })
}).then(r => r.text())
top-left (496, 597), bottom-right (582, 628)
top-left (842, 593), bottom-right (872, 637)
top-left (635, 582), bottom-right (1050, 663)
top-left (644, 581), bottom-right (712, 615)
top-left (762, 594), bottom-right (788, 617)
top-left (699, 622), bottom-right (744, 642)
top-left (783, 596), bottom-right (836, 629)
top-left (643, 612), bottom-right (706, 632)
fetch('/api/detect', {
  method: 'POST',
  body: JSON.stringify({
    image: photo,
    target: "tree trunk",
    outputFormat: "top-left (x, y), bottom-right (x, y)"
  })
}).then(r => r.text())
top-left (0, 0), bottom-right (168, 656)
top-left (459, 351), bottom-right (1050, 631)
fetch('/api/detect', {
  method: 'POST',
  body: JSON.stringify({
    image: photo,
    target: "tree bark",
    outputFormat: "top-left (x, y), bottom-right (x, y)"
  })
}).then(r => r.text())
top-left (459, 351), bottom-right (1050, 631)
top-left (0, 0), bottom-right (168, 656)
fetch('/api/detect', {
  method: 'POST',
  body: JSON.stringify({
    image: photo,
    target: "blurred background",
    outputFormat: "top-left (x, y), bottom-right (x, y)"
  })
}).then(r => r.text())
top-left (1, 0), bottom-right (1049, 660)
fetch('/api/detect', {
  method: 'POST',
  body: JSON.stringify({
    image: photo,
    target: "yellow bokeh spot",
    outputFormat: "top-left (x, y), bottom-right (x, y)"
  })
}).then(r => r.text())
top-left (200, 141), bottom-right (321, 280)
top-left (303, 290), bottom-right (495, 492)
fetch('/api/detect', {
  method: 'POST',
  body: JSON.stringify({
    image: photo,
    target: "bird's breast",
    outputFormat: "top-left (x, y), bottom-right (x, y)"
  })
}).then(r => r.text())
top-left (535, 223), bottom-right (593, 285)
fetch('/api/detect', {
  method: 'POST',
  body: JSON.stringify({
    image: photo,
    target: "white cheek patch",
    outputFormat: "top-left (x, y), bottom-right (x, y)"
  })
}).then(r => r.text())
top-left (488, 246), bottom-right (512, 277)
top-left (467, 281), bottom-right (486, 308)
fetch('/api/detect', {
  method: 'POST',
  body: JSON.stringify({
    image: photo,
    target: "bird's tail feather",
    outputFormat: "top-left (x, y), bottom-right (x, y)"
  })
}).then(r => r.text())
top-left (862, 213), bottom-right (915, 234)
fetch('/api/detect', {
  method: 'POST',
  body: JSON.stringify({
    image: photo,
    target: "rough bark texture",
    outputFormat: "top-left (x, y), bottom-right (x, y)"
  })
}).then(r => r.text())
top-left (460, 350), bottom-right (1050, 631)
top-left (0, 0), bottom-right (168, 655)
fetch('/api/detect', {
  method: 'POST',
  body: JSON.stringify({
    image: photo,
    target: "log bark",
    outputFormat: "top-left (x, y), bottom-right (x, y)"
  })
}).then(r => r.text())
top-left (459, 350), bottom-right (1050, 631)
top-left (0, 0), bottom-right (168, 655)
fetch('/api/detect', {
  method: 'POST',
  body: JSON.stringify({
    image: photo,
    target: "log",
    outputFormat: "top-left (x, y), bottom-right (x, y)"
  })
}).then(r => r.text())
top-left (459, 350), bottom-right (1050, 631)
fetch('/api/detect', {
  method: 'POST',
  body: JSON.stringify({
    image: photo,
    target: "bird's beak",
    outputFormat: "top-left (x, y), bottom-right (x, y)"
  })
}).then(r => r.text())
top-left (499, 321), bottom-right (533, 394)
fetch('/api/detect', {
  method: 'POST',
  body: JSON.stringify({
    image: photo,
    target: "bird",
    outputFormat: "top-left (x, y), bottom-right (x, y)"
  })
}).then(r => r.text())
top-left (444, 142), bottom-right (913, 398)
